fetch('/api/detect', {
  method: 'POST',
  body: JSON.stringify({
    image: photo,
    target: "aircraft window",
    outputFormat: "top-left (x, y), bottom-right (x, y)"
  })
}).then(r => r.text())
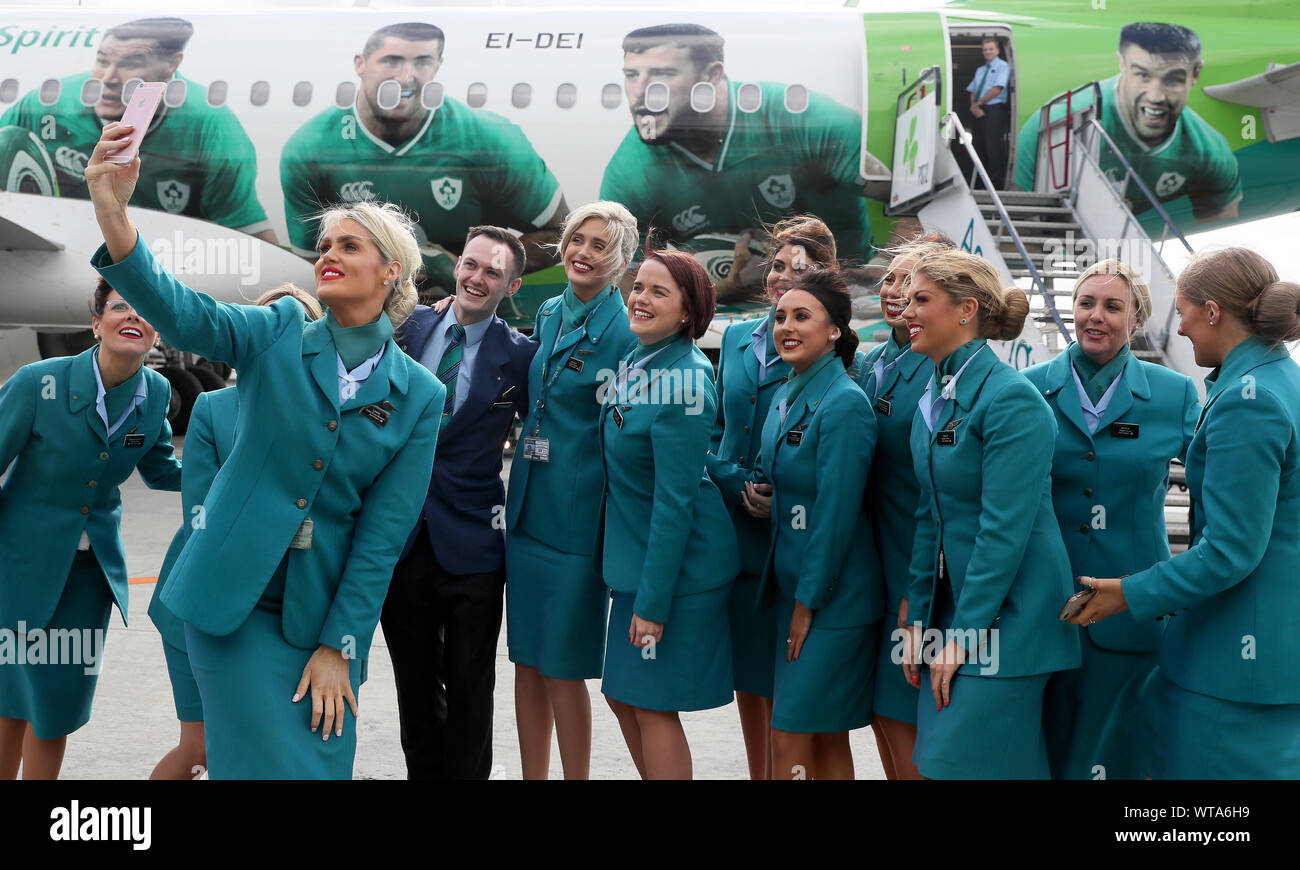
top-left (335, 81), bottom-right (356, 109)
top-left (164, 78), bottom-right (187, 108)
top-left (79, 78), bottom-right (103, 108)
top-left (512, 83), bottom-right (532, 109)
top-left (376, 79), bottom-right (400, 111)
top-left (690, 81), bottom-right (715, 113)
top-left (0, 79), bottom-right (17, 104)
top-left (292, 81), bottom-right (312, 107)
top-left (466, 82), bottom-right (488, 108)
top-left (644, 82), bottom-right (669, 113)
top-left (421, 81), bottom-right (443, 110)
top-left (38, 79), bottom-right (60, 106)
top-left (250, 80), bottom-right (270, 107)
top-left (784, 84), bottom-right (809, 114)
top-left (208, 80), bottom-right (229, 107)
top-left (737, 83), bottom-right (762, 113)
top-left (122, 79), bottom-right (144, 104)
top-left (555, 83), bottom-right (577, 109)
top-left (601, 83), bottom-right (622, 109)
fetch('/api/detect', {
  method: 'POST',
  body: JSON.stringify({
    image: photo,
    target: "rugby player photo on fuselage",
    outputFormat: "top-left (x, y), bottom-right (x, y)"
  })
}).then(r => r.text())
top-left (0, 16), bottom-right (276, 241)
top-left (599, 23), bottom-right (885, 304)
top-left (279, 21), bottom-right (569, 296)
top-left (1015, 21), bottom-right (1242, 223)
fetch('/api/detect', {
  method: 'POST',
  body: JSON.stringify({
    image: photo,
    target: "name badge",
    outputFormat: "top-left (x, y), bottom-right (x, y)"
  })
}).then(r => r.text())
top-left (1110, 421), bottom-right (1140, 439)
top-left (612, 406), bottom-right (625, 429)
top-left (936, 430), bottom-right (957, 446)
top-left (521, 436), bottom-right (550, 462)
top-left (565, 357), bottom-right (584, 373)
top-left (359, 404), bottom-right (389, 428)
top-left (289, 517), bottom-right (313, 550)
top-left (875, 396), bottom-right (892, 417)
top-left (121, 433), bottom-right (145, 449)
top-left (786, 429), bottom-right (804, 447)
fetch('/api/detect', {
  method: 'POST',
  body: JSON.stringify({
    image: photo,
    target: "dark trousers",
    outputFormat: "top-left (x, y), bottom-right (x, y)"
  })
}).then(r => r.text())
top-left (380, 523), bottom-right (505, 779)
top-left (972, 102), bottom-right (1009, 189)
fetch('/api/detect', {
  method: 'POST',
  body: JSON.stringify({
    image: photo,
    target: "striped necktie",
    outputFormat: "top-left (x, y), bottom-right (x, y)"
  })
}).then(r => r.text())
top-left (437, 324), bottom-right (466, 416)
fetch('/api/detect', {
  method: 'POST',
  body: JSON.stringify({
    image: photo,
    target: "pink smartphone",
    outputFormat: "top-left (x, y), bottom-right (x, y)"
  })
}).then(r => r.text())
top-left (105, 81), bottom-right (166, 164)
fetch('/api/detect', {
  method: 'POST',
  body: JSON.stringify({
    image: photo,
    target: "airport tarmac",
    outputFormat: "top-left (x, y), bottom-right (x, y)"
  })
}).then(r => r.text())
top-left (60, 437), bottom-right (889, 780)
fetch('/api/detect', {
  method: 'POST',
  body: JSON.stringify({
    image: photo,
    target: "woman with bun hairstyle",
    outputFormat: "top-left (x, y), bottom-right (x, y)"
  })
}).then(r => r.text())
top-left (861, 232), bottom-right (952, 781)
top-left (1022, 260), bottom-right (1198, 781)
top-left (1071, 247), bottom-right (1300, 779)
top-left (0, 277), bottom-right (181, 780)
top-left (149, 285), bottom-right (322, 780)
top-left (505, 202), bottom-right (639, 780)
top-left (706, 214), bottom-right (839, 780)
top-left (83, 122), bottom-right (445, 779)
top-left (899, 249), bottom-right (1079, 779)
top-left (754, 267), bottom-right (882, 780)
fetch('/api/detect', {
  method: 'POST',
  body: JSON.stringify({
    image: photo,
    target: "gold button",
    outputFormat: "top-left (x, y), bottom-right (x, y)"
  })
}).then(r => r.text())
top-left (1084, 451), bottom-right (1095, 461)
top-left (1083, 488), bottom-right (1093, 497)
top-left (311, 460), bottom-right (323, 470)
top-left (80, 506), bottom-right (90, 515)
top-left (750, 395), bottom-right (756, 404)
top-left (296, 498), bottom-right (308, 509)
top-left (1079, 525), bottom-right (1089, 534)
top-left (88, 480), bottom-right (98, 488)
top-left (99, 452), bottom-right (109, 460)
top-left (327, 420), bottom-right (338, 431)
top-left (743, 425), bottom-right (750, 434)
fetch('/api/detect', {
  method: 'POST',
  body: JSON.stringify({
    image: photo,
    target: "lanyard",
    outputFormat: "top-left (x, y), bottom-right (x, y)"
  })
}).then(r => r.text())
top-left (530, 310), bottom-right (586, 437)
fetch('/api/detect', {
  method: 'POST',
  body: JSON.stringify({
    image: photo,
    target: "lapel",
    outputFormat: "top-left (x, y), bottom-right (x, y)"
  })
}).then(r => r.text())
top-left (879, 344), bottom-right (928, 399)
top-left (1195, 338), bottom-right (1289, 433)
top-left (1040, 349), bottom-right (1092, 441)
top-left (447, 316), bottom-right (512, 431)
top-left (1097, 354), bottom-right (1146, 430)
top-left (775, 356), bottom-right (841, 451)
top-left (345, 338), bottom-right (405, 410)
top-left (303, 317), bottom-right (340, 410)
top-left (548, 286), bottom-right (627, 361)
top-left (68, 347), bottom-right (108, 447)
top-left (933, 344), bottom-right (998, 438)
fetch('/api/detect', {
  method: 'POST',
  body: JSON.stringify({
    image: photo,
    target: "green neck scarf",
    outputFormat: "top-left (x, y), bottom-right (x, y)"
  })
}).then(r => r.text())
top-left (1068, 341), bottom-right (1130, 405)
top-left (632, 332), bottom-right (680, 364)
top-left (882, 330), bottom-right (908, 365)
top-left (938, 338), bottom-right (985, 380)
top-left (561, 284), bottom-right (610, 333)
top-left (785, 350), bottom-right (837, 409)
top-left (764, 306), bottom-right (779, 364)
top-left (99, 353), bottom-right (144, 424)
top-left (326, 309), bottom-right (394, 370)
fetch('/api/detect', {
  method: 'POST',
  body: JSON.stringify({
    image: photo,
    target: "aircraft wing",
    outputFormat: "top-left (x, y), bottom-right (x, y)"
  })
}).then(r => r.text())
top-left (1204, 62), bottom-right (1300, 143)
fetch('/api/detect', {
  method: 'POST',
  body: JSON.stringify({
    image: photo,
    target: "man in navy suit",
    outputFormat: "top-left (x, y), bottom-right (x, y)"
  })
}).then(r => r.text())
top-left (383, 225), bottom-right (538, 779)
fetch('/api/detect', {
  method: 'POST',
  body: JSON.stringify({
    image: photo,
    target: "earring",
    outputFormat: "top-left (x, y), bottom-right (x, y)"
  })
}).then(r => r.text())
top-left (960, 318), bottom-right (968, 325)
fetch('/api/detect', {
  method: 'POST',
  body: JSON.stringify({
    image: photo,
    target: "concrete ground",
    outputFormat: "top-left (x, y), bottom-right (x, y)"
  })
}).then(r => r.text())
top-left (57, 440), bottom-right (888, 780)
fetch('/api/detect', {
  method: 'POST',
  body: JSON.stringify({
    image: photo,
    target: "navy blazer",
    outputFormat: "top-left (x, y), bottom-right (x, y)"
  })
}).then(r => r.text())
top-left (394, 304), bottom-right (537, 574)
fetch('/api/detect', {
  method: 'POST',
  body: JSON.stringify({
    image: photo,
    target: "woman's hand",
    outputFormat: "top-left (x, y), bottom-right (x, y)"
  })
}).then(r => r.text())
top-left (786, 600), bottom-right (813, 662)
top-left (900, 620), bottom-right (922, 688)
top-left (431, 295), bottom-right (453, 314)
top-left (741, 481), bottom-right (773, 519)
top-left (1069, 576), bottom-right (1129, 625)
top-left (929, 639), bottom-right (966, 710)
top-left (293, 644), bottom-right (359, 741)
top-left (84, 123), bottom-right (141, 262)
top-left (629, 614), bottom-right (663, 652)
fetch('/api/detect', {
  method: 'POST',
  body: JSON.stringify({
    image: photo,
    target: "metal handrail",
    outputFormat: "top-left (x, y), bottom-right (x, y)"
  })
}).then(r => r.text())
top-left (943, 112), bottom-right (1071, 340)
top-left (1040, 83), bottom-right (1101, 191)
top-left (1086, 118), bottom-right (1194, 254)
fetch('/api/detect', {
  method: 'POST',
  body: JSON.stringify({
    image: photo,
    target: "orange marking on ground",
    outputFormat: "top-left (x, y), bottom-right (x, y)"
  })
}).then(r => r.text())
top-left (129, 576), bottom-right (157, 585)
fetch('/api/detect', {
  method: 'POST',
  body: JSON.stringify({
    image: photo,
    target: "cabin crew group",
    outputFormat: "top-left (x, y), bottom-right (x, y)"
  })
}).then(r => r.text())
top-left (1, 122), bottom-right (1298, 780)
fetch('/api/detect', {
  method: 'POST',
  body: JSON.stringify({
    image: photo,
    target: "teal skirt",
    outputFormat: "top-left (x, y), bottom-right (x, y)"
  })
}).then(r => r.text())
top-left (505, 530), bottom-right (608, 680)
top-left (1044, 631), bottom-right (1156, 780)
top-left (161, 637), bottom-right (204, 723)
top-left (0, 550), bottom-right (113, 740)
top-left (729, 571), bottom-right (776, 698)
top-left (770, 598), bottom-right (877, 734)
top-left (914, 669), bottom-right (1052, 779)
top-left (602, 586), bottom-right (733, 712)
top-left (185, 606), bottom-right (365, 780)
top-left (1139, 668), bottom-right (1300, 779)
top-left (872, 622), bottom-right (919, 724)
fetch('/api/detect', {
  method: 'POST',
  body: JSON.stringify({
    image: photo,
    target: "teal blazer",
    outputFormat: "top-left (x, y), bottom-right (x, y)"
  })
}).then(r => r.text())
top-left (0, 347), bottom-right (181, 629)
top-left (756, 354), bottom-right (883, 629)
top-left (706, 317), bottom-right (791, 575)
top-left (1023, 349), bottom-right (1199, 653)
top-left (906, 343), bottom-right (1080, 677)
top-left (505, 287), bottom-right (635, 556)
top-left (599, 336), bottom-right (739, 623)
top-left (152, 387), bottom-right (237, 650)
top-left (860, 337), bottom-right (934, 613)
top-left (1122, 337), bottom-right (1300, 704)
top-left (93, 235), bottom-right (444, 661)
